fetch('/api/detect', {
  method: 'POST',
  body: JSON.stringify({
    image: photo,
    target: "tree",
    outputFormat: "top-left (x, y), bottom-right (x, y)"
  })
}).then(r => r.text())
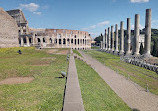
top-left (94, 33), bottom-right (103, 44)
top-left (139, 43), bottom-right (144, 55)
top-left (152, 39), bottom-right (158, 57)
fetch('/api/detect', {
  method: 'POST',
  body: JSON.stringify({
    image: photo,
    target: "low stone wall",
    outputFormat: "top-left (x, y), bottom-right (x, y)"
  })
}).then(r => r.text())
top-left (98, 49), bottom-right (158, 74)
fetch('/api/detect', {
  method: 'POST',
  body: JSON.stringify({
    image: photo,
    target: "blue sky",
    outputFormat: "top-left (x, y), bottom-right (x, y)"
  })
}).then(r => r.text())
top-left (0, 0), bottom-right (158, 38)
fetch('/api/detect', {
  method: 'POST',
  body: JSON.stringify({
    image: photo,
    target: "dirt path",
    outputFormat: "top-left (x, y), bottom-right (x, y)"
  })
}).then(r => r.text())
top-left (79, 50), bottom-right (158, 111)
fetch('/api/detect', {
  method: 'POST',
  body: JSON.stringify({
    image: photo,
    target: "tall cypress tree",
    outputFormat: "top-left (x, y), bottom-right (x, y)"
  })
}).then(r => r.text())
top-left (152, 40), bottom-right (158, 57)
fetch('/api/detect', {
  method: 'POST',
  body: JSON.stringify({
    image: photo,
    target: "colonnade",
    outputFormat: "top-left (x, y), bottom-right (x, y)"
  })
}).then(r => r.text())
top-left (101, 9), bottom-right (151, 57)
top-left (20, 34), bottom-right (91, 50)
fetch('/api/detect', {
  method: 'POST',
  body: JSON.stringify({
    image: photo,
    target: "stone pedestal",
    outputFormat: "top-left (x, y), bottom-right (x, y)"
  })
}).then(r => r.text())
top-left (144, 9), bottom-right (152, 57)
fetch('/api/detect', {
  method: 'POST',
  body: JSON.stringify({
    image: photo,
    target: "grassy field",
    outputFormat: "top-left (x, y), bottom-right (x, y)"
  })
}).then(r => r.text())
top-left (75, 59), bottom-right (131, 111)
top-left (72, 49), bottom-right (82, 57)
top-left (0, 47), bottom-right (69, 111)
top-left (91, 46), bottom-right (100, 49)
top-left (84, 50), bottom-right (158, 95)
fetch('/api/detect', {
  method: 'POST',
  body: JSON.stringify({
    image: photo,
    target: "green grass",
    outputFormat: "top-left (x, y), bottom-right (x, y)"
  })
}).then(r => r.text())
top-left (73, 49), bottom-right (82, 57)
top-left (75, 59), bottom-right (131, 111)
top-left (84, 50), bottom-right (158, 95)
top-left (0, 47), bottom-right (69, 111)
top-left (91, 46), bottom-right (100, 49)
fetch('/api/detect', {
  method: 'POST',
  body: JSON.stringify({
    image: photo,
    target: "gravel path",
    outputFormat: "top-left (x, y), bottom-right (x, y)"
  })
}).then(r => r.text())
top-left (79, 50), bottom-right (158, 111)
top-left (63, 50), bottom-right (84, 111)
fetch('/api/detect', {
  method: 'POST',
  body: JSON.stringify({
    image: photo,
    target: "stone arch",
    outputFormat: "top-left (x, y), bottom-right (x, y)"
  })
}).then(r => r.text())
top-left (63, 38), bottom-right (66, 44)
top-left (49, 38), bottom-right (52, 43)
top-left (78, 39), bottom-right (80, 45)
top-left (55, 38), bottom-right (57, 43)
top-left (23, 37), bottom-right (27, 44)
top-left (43, 38), bottom-right (46, 43)
top-left (71, 39), bottom-right (73, 43)
top-left (29, 38), bottom-right (32, 43)
top-left (37, 38), bottom-right (41, 43)
top-left (75, 39), bottom-right (77, 45)
top-left (67, 38), bottom-right (70, 43)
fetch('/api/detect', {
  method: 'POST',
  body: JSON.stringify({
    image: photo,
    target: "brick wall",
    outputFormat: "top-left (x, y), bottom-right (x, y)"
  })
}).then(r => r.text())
top-left (0, 8), bottom-right (19, 48)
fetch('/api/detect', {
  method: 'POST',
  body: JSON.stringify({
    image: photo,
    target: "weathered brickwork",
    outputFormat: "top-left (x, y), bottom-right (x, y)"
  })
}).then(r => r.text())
top-left (0, 8), bottom-right (19, 48)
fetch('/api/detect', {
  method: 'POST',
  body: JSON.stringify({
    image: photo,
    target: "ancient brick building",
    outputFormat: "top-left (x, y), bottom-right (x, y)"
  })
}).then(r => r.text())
top-left (29, 28), bottom-right (92, 49)
top-left (0, 8), bottom-right (19, 48)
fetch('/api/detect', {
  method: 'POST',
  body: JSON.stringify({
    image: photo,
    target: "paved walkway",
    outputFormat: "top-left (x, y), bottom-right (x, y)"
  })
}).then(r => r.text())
top-left (63, 50), bottom-right (84, 111)
top-left (79, 50), bottom-right (158, 111)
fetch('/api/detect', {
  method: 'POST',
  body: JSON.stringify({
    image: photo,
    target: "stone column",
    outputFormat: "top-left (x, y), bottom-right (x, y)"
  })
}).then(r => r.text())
top-left (119, 21), bottom-right (124, 55)
top-left (100, 41), bottom-right (103, 49)
top-left (133, 14), bottom-right (140, 55)
top-left (111, 26), bottom-right (114, 52)
top-left (21, 37), bottom-right (24, 46)
top-left (105, 29), bottom-right (107, 50)
top-left (126, 18), bottom-right (131, 55)
top-left (108, 27), bottom-right (111, 51)
top-left (26, 36), bottom-right (30, 46)
top-left (103, 31), bottom-right (105, 49)
top-left (144, 9), bottom-right (152, 57)
top-left (114, 24), bottom-right (119, 54)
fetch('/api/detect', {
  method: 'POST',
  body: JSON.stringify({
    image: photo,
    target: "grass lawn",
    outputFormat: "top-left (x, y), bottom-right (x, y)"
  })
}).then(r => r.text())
top-left (75, 59), bottom-right (131, 111)
top-left (91, 46), bottom-right (100, 49)
top-left (84, 50), bottom-right (158, 95)
top-left (73, 49), bottom-right (82, 57)
top-left (0, 47), bottom-right (69, 111)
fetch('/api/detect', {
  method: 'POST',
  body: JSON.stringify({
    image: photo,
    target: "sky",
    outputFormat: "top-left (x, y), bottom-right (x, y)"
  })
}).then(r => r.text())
top-left (0, 0), bottom-right (158, 38)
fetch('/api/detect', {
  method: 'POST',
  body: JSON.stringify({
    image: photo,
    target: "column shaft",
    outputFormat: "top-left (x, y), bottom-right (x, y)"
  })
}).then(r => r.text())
top-left (133, 14), bottom-right (140, 55)
top-left (105, 29), bottom-right (107, 50)
top-left (120, 21), bottom-right (124, 54)
top-left (111, 26), bottom-right (114, 51)
top-left (108, 27), bottom-right (111, 50)
top-left (115, 24), bottom-right (119, 52)
top-left (126, 18), bottom-right (131, 55)
top-left (144, 9), bottom-right (152, 57)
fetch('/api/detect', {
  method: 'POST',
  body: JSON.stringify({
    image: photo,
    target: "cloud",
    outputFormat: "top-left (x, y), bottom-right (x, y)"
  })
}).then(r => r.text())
top-left (131, 24), bottom-right (144, 30)
top-left (152, 20), bottom-right (158, 29)
top-left (97, 21), bottom-right (110, 26)
top-left (33, 12), bottom-right (41, 15)
top-left (81, 20), bottom-right (110, 31)
top-left (130, 0), bottom-right (149, 3)
top-left (89, 32), bottom-right (100, 38)
top-left (18, 3), bottom-right (41, 15)
top-left (19, 3), bottom-right (39, 12)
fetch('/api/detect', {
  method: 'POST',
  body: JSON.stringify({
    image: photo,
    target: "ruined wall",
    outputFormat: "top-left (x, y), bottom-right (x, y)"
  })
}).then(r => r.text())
top-left (0, 8), bottom-right (19, 48)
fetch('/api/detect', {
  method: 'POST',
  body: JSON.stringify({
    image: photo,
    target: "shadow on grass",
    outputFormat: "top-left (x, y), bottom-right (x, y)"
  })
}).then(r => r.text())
top-left (55, 76), bottom-right (64, 78)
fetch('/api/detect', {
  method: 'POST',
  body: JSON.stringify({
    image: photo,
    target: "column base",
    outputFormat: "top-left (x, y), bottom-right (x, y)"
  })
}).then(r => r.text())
top-left (142, 53), bottom-right (151, 58)
top-left (119, 51), bottom-right (124, 56)
top-left (114, 51), bottom-right (119, 55)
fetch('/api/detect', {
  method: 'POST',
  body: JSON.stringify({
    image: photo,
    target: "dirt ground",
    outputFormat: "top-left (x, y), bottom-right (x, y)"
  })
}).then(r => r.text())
top-left (0, 77), bottom-right (34, 85)
top-left (144, 57), bottom-right (158, 65)
top-left (46, 49), bottom-right (69, 55)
